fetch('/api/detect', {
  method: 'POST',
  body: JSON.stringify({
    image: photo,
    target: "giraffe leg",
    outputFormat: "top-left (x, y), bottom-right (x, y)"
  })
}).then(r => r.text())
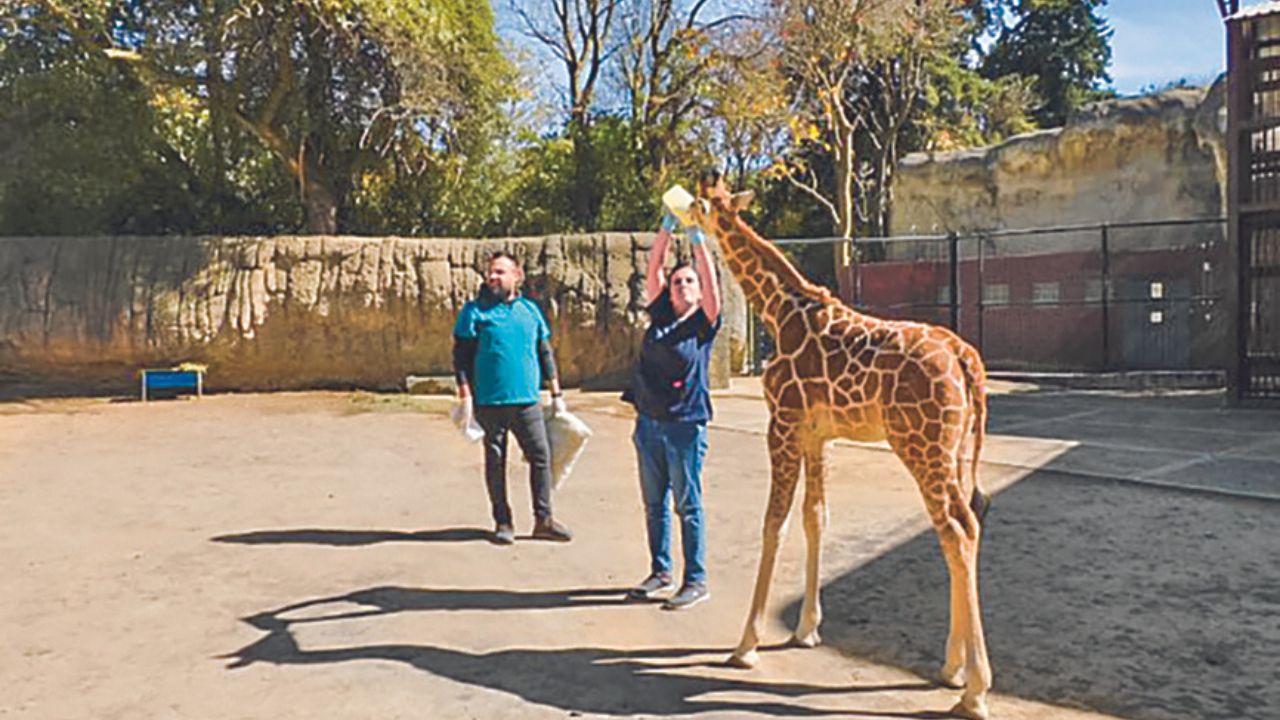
top-left (939, 515), bottom-right (991, 720)
top-left (939, 551), bottom-right (968, 688)
top-left (793, 441), bottom-right (827, 648)
top-left (888, 423), bottom-right (991, 718)
top-left (727, 419), bottom-right (801, 669)
top-left (941, 457), bottom-right (969, 687)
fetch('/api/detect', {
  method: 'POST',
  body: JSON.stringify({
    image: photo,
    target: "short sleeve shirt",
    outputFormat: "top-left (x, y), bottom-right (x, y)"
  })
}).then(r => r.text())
top-left (453, 295), bottom-right (551, 406)
top-left (624, 293), bottom-right (721, 423)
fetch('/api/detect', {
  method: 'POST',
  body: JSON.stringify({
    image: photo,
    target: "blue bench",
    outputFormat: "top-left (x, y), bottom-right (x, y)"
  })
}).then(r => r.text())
top-left (140, 369), bottom-right (204, 402)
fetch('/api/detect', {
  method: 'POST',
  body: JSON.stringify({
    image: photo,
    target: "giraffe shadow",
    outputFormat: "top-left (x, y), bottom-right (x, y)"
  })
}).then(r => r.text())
top-left (225, 586), bottom-right (952, 718)
top-left (784, 467), bottom-right (1280, 720)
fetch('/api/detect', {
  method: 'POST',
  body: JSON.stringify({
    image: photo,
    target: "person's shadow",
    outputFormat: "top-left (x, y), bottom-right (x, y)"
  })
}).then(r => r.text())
top-left (211, 527), bottom-right (494, 546)
top-left (223, 585), bottom-right (952, 718)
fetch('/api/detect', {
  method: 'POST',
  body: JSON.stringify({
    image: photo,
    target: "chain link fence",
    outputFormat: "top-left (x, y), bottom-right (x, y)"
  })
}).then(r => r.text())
top-left (748, 217), bottom-right (1229, 375)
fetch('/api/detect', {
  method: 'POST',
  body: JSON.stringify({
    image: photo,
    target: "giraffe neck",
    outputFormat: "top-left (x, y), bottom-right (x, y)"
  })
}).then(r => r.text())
top-left (712, 214), bottom-right (835, 330)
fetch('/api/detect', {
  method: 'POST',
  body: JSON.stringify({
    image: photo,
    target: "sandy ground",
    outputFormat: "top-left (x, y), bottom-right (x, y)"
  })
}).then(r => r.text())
top-left (1, 382), bottom-right (1277, 720)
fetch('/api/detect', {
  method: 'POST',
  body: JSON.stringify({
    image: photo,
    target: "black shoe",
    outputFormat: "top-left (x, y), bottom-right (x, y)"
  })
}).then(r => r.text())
top-left (531, 517), bottom-right (572, 542)
top-left (627, 572), bottom-right (674, 600)
top-left (662, 583), bottom-right (709, 610)
top-left (493, 524), bottom-right (515, 545)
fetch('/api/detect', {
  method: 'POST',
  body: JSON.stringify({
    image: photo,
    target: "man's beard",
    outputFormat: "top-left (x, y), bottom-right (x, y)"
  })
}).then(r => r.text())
top-left (480, 283), bottom-right (514, 302)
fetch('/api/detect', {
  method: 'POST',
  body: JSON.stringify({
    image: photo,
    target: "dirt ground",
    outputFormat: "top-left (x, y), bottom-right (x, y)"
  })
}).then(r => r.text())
top-left (1, 382), bottom-right (1277, 719)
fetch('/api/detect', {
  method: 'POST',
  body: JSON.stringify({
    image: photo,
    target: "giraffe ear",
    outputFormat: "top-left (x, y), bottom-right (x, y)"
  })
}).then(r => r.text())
top-left (730, 190), bottom-right (755, 213)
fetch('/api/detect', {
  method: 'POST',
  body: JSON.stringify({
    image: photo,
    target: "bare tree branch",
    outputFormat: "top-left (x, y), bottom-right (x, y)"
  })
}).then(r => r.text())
top-left (782, 165), bottom-right (840, 227)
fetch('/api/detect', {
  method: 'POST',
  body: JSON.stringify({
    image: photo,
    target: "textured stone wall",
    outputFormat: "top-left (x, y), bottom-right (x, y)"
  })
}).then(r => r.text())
top-left (891, 82), bottom-right (1227, 256)
top-left (0, 234), bottom-right (746, 395)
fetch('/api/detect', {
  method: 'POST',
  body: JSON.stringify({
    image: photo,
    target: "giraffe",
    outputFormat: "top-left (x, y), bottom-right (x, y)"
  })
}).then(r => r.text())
top-left (688, 174), bottom-right (993, 720)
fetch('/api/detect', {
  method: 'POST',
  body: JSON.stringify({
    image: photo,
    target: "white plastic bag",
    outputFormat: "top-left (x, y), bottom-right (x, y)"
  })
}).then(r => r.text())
top-left (450, 396), bottom-right (485, 443)
top-left (543, 398), bottom-right (592, 490)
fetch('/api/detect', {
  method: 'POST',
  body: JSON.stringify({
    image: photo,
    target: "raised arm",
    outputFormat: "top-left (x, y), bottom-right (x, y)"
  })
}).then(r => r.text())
top-left (645, 214), bottom-right (679, 305)
top-left (690, 228), bottom-right (721, 323)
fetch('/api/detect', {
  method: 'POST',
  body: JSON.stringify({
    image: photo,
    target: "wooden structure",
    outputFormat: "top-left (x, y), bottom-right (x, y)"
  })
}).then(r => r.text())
top-left (1226, 1), bottom-right (1280, 402)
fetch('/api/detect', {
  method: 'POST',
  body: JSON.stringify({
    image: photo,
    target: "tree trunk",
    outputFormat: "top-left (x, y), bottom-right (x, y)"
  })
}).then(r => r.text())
top-left (568, 116), bottom-right (601, 231)
top-left (302, 176), bottom-right (338, 234)
top-left (834, 121), bottom-right (857, 268)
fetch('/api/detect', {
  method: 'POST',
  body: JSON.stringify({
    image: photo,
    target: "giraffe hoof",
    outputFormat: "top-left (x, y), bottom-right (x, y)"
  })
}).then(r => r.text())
top-left (726, 649), bottom-right (759, 669)
top-left (938, 664), bottom-right (965, 689)
top-left (949, 695), bottom-right (989, 720)
top-left (792, 629), bottom-right (821, 648)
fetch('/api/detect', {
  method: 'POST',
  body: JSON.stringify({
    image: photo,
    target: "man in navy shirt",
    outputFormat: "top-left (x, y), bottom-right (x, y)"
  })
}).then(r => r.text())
top-left (622, 212), bottom-right (721, 610)
top-left (453, 252), bottom-right (572, 545)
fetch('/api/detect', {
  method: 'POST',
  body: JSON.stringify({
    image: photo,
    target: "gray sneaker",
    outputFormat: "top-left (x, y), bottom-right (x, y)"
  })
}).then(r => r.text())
top-left (662, 583), bottom-right (709, 610)
top-left (531, 517), bottom-right (573, 542)
top-left (628, 572), bottom-right (674, 600)
top-left (493, 524), bottom-right (515, 545)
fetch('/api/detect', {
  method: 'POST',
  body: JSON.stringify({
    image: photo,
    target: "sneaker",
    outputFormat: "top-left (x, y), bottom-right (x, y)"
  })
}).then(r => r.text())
top-left (493, 524), bottom-right (515, 545)
top-left (627, 572), bottom-right (674, 600)
top-left (662, 583), bottom-right (709, 611)
top-left (531, 517), bottom-right (573, 542)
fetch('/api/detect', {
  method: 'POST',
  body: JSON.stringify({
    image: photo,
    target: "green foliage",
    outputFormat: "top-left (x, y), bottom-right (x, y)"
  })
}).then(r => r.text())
top-left (915, 54), bottom-right (1038, 151)
top-left (0, 0), bottom-right (514, 236)
top-left (1, 0), bottom-right (1118, 244)
top-left (982, 0), bottom-right (1114, 127)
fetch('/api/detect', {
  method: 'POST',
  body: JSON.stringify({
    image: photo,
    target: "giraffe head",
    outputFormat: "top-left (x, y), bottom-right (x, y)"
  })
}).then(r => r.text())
top-left (688, 169), bottom-right (754, 247)
top-left (687, 168), bottom-right (833, 312)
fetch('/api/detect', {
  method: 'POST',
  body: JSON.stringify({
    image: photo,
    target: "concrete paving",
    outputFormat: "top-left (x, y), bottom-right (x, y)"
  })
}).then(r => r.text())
top-left (1, 382), bottom-right (1277, 720)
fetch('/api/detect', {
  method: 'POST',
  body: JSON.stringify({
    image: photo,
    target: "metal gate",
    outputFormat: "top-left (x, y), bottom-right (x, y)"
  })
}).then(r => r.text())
top-left (1241, 222), bottom-right (1280, 397)
top-left (1116, 276), bottom-right (1192, 370)
top-left (1228, 7), bottom-right (1280, 401)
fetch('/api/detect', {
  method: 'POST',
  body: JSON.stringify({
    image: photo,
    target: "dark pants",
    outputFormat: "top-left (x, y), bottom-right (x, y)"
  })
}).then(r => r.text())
top-left (475, 403), bottom-right (552, 526)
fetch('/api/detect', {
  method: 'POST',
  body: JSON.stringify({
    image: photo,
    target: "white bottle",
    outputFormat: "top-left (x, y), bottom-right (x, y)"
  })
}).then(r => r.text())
top-left (662, 184), bottom-right (696, 227)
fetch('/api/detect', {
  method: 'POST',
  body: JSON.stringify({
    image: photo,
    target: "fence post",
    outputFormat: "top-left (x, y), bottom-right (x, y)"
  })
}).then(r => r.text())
top-left (1100, 223), bottom-right (1111, 370)
top-left (948, 231), bottom-right (960, 332)
top-left (852, 238), bottom-right (862, 307)
top-left (976, 233), bottom-right (986, 355)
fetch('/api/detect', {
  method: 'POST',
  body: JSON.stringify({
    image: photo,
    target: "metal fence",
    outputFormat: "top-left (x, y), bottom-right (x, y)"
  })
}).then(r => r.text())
top-left (749, 217), bottom-right (1230, 375)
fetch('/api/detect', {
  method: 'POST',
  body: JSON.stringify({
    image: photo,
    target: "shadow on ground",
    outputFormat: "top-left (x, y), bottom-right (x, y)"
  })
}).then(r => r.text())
top-left (224, 586), bottom-right (952, 718)
top-left (212, 528), bottom-right (494, 546)
top-left (983, 388), bottom-right (1280, 496)
top-left (783, 468), bottom-right (1280, 720)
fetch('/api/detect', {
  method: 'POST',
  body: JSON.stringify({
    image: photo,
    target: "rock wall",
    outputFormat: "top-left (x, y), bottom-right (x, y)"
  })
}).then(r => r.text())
top-left (891, 82), bottom-right (1227, 255)
top-left (0, 234), bottom-right (747, 395)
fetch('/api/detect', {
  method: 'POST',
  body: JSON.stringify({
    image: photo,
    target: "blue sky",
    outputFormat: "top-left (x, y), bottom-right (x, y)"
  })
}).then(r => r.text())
top-left (495, 1), bottom-right (1232, 112)
top-left (1103, 0), bottom-right (1227, 94)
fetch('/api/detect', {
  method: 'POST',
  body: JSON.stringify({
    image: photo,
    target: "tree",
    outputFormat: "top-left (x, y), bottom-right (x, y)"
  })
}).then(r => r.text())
top-left (765, 0), bottom-right (967, 252)
top-left (614, 0), bottom-right (751, 191)
top-left (981, 0), bottom-right (1113, 127)
top-left (0, 6), bottom-right (209, 234)
top-left (509, 0), bottom-right (619, 230)
top-left (703, 25), bottom-right (790, 192)
top-left (6, 0), bottom-right (512, 234)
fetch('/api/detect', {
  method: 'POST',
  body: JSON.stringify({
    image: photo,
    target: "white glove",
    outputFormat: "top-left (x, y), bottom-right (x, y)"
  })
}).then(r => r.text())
top-left (450, 396), bottom-right (471, 427)
top-left (451, 396), bottom-right (484, 443)
top-left (550, 395), bottom-right (567, 416)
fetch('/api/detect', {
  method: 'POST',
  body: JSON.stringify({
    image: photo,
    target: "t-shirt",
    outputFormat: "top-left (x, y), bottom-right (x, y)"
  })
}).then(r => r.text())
top-left (453, 295), bottom-right (551, 406)
top-left (624, 293), bottom-right (721, 423)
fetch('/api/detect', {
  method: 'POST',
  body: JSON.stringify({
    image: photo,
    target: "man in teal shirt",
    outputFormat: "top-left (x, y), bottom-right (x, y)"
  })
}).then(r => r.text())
top-left (453, 252), bottom-right (572, 545)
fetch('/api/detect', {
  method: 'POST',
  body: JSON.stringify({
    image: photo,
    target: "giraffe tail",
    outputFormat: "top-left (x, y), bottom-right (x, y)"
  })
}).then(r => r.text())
top-left (959, 348), bottom-right (990, 525)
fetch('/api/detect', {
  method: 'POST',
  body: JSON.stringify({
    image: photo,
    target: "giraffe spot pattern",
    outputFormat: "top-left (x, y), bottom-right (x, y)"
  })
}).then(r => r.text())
top-left (793, 339), bottom-right (824, 377)
top-left (705, 205), bottom-right (988, 572)
top-left (778, 315), bottom-right (807, 353)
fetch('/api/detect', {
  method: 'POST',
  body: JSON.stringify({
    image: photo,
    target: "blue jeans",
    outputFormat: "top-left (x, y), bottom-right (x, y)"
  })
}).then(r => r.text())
top-left (633, 414), bottom-right (709, 586)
